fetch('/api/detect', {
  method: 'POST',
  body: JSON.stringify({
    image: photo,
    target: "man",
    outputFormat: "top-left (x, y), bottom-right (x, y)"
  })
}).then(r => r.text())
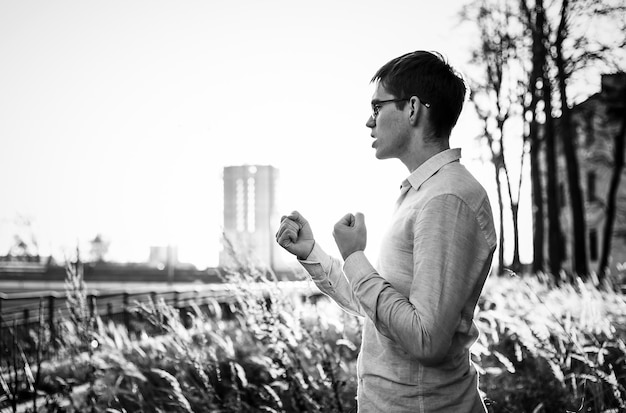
top-left (275, 51), bottom-right (496, 412)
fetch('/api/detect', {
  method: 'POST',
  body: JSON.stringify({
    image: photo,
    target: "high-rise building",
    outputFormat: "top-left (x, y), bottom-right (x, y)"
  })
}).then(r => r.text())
top-left (220, 165), bottom-right (286, 270)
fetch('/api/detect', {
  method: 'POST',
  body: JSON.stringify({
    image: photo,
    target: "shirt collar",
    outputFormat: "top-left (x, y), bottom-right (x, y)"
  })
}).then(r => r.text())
top-left (401, 148), bottom-right (462, 191)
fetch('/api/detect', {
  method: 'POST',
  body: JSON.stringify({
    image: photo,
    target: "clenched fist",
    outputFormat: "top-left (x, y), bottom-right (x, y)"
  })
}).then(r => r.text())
top-left (333, 212), bottom-right (367, 261)
top-left (275, 210), bottom-right (315, 260)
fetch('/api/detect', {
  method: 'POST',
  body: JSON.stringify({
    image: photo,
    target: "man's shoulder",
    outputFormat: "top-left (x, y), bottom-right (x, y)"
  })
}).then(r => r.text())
top-left (418, 162), bottom-right (497, 248)
top-left (425, 161), bottom-right (488, 203)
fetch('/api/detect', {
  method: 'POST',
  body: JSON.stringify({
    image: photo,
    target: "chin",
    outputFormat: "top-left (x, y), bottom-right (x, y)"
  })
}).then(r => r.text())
top-left (374, 149), bottom-right (389, 160)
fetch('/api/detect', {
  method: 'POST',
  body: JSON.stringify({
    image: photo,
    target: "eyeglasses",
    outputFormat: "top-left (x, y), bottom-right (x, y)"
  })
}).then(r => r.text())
top-left (371, 97), bottom-right (430, 120)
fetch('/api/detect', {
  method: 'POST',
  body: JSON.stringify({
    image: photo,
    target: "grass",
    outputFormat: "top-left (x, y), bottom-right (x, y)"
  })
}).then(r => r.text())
top-left (474, 273), bottom-right (626, 412)
top-left (1, 261), bottom-right (625, 412)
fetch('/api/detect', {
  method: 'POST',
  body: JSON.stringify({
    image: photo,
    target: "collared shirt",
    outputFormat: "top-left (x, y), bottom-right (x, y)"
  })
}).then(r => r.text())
top-left (300, 148), bottom-right (496, 412)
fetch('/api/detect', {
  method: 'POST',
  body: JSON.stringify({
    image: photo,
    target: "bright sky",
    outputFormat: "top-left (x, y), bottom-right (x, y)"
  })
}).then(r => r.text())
top-left (0, 0), bottom-right (533, 268)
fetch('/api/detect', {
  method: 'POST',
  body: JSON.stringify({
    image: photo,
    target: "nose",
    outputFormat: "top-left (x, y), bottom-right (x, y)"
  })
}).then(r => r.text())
top-left (366, 115), bottom-right (375, 128)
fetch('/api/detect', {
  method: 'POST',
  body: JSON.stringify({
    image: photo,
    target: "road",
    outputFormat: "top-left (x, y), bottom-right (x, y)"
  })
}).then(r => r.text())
top-left (0, 280), bottom-right (211, 295)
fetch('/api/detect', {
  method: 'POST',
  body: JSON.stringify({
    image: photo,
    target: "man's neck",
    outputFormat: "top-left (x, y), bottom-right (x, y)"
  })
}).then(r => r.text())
top-left (402, 140), bottom-right (450, 173)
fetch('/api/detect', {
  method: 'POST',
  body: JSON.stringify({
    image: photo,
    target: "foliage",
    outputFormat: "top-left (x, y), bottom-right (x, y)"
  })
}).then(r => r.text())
top-left (2, 264), bottom-right (626, 412)
top-left (1, 257), bottom-right (361, 412)
top-left (474, 273), bottom-right (626, 412)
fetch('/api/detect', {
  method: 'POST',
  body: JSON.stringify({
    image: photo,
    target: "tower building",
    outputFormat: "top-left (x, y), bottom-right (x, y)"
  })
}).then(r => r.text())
top-left (220, 165), bottom-right (285, 270)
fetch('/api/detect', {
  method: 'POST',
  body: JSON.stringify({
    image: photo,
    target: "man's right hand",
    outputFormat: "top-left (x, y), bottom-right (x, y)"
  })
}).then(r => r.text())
top-left (275, 210), bottom-right (315, 260)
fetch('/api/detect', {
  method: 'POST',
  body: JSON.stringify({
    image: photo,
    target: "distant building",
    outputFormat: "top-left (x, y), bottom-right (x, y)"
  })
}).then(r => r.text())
top-left (89, 234), bottom-right (110, 263)
top-left (220, 165), bottom-right (287, 270)
top-left (557, 73), bottom-right (626, 279)
top-left (149, 245), bottom-right (178, 269)
top-left (0, 253), bottom-right (48, 274)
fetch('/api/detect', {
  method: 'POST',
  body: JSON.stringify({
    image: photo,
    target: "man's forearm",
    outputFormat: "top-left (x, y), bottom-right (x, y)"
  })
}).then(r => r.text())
top-left (299, 243), bottom-right (364, 317)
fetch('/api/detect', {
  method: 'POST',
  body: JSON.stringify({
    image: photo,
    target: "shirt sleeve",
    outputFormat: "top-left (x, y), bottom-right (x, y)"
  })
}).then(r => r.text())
top-left (299, 242), bottom-right (365, 317)
top-left (343, 194), bottom-right (494, 365)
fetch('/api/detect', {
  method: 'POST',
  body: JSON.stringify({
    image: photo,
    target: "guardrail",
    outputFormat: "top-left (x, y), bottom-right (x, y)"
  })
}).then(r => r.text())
top-left (0, 281), bottom-right (319, 345)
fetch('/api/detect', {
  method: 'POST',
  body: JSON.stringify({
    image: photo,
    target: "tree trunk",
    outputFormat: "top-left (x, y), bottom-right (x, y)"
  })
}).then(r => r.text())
top-left (554, 0), bottom-right (589, 277)
top-left (598, 87), bottom-right (626, 281)
top-left (533, 0), bottom-right (562, 280)
top-left (530, 139), bottom-right (545, 273)
top-left (501, 150), bottom-right (522, 271)
top-left (522, 0), bottom-right (546, 274)
top-left (543, 68), bottom-right (563, 280)
top-left (494, 162), bottom-right (506, 276)
top-left (511, 202), bottom-right (521, 270)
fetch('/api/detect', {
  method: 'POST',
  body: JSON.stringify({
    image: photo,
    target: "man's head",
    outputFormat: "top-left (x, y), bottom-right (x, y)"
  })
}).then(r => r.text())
top-left (370, 51), bottom-right (467, 139)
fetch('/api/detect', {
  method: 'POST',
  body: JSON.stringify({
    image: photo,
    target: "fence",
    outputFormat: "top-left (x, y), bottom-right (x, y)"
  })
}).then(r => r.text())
top-left (0, 281), bottom-right (319, 353)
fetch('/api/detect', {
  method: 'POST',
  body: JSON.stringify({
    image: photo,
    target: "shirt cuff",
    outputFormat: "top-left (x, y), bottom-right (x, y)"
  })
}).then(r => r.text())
top-left (343, 251), bottom-right (377, 282)
top-left (298, 242), bottom-right (332, 281)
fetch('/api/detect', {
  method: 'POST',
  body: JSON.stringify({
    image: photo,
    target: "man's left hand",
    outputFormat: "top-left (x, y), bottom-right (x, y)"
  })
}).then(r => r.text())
top-left (333, 212), bottom-right (367, 261)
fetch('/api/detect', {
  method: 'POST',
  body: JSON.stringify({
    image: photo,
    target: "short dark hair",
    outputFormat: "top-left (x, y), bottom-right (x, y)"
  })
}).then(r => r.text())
top-left (371, 51), bottom-right (467, 138)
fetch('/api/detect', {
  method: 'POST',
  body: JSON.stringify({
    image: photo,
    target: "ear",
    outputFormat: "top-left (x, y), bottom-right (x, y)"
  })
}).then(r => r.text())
top-left (408, 96), bottom-right (423, 126)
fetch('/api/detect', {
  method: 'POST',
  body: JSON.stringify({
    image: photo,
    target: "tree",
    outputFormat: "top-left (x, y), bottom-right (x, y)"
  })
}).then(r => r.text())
top-left (542, 0), bottom-right (626, 278)
top-left (520, 0), bottom-right (569, 279)
top-left (473, 110), bottom-right (506, 275)
top-left (520, 0), bottom-right (548, 274)
top-left (541, 54), bottom-right (566, 279)
top-left (552, 0), bottom-right (588, 277)
top-left (6, 215), bottom-right (40, 259)
top-left (598, 77), bottom-right (626, 281)
top-left (465, 0), bottom-right (626, 280)
top-left (463, 0), bottom-right (527, 274)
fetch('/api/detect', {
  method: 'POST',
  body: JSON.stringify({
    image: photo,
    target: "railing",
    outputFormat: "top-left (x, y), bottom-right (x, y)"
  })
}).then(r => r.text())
top-left (0, 281), bottom-right (319, 344)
